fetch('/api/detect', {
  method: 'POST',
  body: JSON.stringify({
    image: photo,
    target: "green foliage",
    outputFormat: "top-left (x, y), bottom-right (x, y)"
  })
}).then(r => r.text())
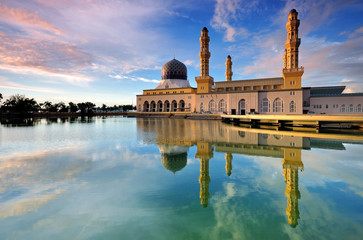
top-left (2, 94), bottom-right (39, 113)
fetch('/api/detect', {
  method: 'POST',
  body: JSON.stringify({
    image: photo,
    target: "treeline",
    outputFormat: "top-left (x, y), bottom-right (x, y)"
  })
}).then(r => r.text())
top-left (0, 94), bottom-right (135, 115)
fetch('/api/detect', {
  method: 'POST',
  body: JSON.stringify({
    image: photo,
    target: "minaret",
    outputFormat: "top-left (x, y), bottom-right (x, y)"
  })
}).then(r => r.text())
top-left (195, 27), bottom-right (214, 93)
top-left (195, 142), bottom-right (214, 207)
top-left (282, 9), bottom-right (304, 89)
top-left (225, 55), bottom-right (233, 81)
top-left (282, 148), bottom-right (304, 227)
top-left (225, 153), bottom-right (232, 176)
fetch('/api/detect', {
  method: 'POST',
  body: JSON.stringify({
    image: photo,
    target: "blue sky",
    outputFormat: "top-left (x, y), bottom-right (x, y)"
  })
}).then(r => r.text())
top-left (0, 0), bottom-right (362, 106)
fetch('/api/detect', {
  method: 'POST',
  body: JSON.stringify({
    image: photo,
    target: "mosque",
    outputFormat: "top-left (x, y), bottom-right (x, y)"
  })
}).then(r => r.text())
top-left (136, 9), bottom-right (363, 115)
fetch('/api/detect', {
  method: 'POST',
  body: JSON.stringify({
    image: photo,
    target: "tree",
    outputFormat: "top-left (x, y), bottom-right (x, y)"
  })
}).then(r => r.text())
top-left (77, 102), bottom-right (95, 114)
top-left (68, 102), bottom-right (78, 112)
top-left (2, 94), bottom-right (39, 113)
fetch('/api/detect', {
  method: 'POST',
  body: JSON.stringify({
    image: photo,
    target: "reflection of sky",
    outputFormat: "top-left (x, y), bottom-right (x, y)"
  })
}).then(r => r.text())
top-left (0, 117), bottom-right (363, 239)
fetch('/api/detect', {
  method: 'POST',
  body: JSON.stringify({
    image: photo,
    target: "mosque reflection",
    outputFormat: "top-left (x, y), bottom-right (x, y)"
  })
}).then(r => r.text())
top-left (137, 118), bottom-right (362, 227)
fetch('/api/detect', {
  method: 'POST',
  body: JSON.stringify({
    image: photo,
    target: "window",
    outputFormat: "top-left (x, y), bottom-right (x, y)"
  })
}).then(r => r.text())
top-left (341, 104), bottom-right (346, 113)
top-left (261, 98), bottom-right (269, 112)
top-left (349, 104), bottom-right (354, 112)
top-left (357, 104), bottom-right (362, 113)
top-left (326, 104), bottom-right (328, 109)
top-left (218, 99), bottom-right (226, 113)
top-left (209, 100), bottom-right (216, 113)
top-left (273, 98), bottom-right (283, 112)
top-left (200, 102), bottom-right (204, 112)
top-left (289, 101), bottom-right (296, 112)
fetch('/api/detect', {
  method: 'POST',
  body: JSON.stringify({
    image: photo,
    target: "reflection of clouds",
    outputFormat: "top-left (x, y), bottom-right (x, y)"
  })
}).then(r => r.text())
top-left (0, 190), bottom-right (62, 219)
top-left (302, 145), bottom-right (363, 197)
top-left (0, 147), bottom-right (91, 220)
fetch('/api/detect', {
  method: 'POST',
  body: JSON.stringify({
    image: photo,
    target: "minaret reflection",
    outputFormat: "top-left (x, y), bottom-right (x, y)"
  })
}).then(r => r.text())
top-left (195, 142), bottom-right (213, 207)
top-left (282, 149), bottom-right (304, 227)
top-left (225, 153), bottom-right (233, 176)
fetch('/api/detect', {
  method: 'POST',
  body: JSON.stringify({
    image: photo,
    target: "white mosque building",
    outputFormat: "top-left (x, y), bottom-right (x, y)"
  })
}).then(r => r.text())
top-left (136, 9), bottom-right (363, 115)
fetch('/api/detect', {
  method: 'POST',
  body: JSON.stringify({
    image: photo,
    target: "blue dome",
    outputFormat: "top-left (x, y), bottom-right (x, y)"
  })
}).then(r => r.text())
top-left (161, 59), bottom-right (187, 80)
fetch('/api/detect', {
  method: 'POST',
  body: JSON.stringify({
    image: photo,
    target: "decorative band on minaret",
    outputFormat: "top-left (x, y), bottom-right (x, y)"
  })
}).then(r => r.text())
top-left (225, 55), bottom-right (233, 82)
top-left (200, 27), bottom-right (211, 77)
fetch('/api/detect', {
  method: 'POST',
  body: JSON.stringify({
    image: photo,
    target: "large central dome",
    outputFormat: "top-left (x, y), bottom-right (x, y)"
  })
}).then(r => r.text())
top-left (161, 59), bottom-right (187, 80)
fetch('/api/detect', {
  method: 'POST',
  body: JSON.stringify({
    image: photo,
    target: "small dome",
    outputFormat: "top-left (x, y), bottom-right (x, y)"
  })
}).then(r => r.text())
top-left (290, 9), bottom-right (297, 14)
top-left (202, 27), bottom-right (208, 31)
top-left (161, 59), bottom-right (187, 80)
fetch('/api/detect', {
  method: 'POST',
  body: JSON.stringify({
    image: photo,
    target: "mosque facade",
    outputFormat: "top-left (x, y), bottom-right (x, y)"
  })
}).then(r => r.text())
top-left (136, 9), bottom-right (363, 115)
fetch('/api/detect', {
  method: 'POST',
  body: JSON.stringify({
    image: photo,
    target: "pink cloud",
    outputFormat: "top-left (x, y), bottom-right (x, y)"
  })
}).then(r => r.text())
top-left (0, 3), bottom-right (62, 35)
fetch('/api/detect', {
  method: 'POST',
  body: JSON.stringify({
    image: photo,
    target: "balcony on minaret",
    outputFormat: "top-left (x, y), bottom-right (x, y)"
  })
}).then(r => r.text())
top-left (283, 67), bottom-right (304, 73)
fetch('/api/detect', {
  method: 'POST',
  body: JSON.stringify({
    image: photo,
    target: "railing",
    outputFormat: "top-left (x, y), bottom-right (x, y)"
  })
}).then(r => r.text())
top-left (283, 67), bottom-right (304, 73)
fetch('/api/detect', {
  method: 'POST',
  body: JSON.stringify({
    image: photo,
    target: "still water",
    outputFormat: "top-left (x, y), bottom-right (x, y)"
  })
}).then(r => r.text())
top-left (1, 117), bottom-right (363, 240)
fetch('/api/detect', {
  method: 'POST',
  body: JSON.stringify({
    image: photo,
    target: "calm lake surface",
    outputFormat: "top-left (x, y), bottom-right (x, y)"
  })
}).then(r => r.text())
top-left (1, 117), bottom-right (363, 240)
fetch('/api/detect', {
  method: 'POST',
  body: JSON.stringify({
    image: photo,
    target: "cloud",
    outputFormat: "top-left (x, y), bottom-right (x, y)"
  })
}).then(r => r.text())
top-left (0, 77), bottom-right (64, 94)
top-left (0, 32), bottom-right (93, 84)
top-left (211, 0), bottom-right (251, 42)
top-left (349, 26), bottom-right (363, 38)
top-left (0, 3), bottom-right (62, 35)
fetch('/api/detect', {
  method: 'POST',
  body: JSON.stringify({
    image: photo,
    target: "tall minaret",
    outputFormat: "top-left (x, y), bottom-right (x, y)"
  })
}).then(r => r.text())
top-left (282, 148), bottom-right (304, 227)
top-left (282, 9), bottom-right (304, 89)
top-left (195, 27), bottom-right (214, 94)
top-left (225, 55), bottom-right (233, 82)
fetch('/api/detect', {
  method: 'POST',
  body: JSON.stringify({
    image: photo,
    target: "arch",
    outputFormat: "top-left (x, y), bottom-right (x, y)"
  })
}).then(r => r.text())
top-left (238, 99), bottom-right (246, 115)
top-left (218, 99), bottom-right (226, 113)
top-left (273, 98), bottom-right (283, 112)
top-left (209, 100), bottom-right (216, 113)
top-left (261, 98), bottom-right (269, 112)
top-left (157, 100), bottom-right (163, 112)
top-left (289, 101), bottom-right (296, 112)
top-left (171, 100), bottom-right (177, 112)
top-left (179, 100), bottom-right (185, 112)
top-left (200, 102), bottom-right (204, 112)
top-left (341, 104), bottom-right (346, 113)
top-left (349, 104), bottom-right (354, 112)
top-left (357, 104), bottom-right (362, 113)
top-left (150, 101), bottom-right (156, 112)
top-left (164, 100), bottom-right (170, 112)
top-left (143, 101), bottom-right (149, 112)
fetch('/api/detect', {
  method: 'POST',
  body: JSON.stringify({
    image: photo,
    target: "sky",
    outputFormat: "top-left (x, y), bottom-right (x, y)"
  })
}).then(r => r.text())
top-left (0, 0), bottom-right (362, 106)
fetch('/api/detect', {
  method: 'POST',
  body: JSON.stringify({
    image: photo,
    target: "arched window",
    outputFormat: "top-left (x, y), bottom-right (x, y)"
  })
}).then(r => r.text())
top-left (179, 100), bottom-right (185, 112)
top-left (164, 100), bottom-right (170, 112)
top-left (261, 98), bottom-right (269, 112)
top-left (150, 101), bottom-right (156, 112)
top-left (209, 100), bottom-right (216, 113)
top-left (341, 104), bottom-right (346, 113)
top-left (144, 101), bottom-right (149, 112)
top-left (171, 100), bottom-right (177, 112)
top-left (218, 99), bottom-right (226, 113)
top-left (238, 99), bottom-right (246, 115)
top-left (138, 104), bottom-right (141, 112)
top-left (349, 104), bottom-right (354, 112)
top-left (289, 101), bottom-right (296, 112)
top-left (273, 98), bottom-right (283, 112)
top-left (357, 104), bottom-right (362, 113)
top-left (157, 101), bottom-right (163, 112)
top-left (200, 102), bottom-right (204, 112)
